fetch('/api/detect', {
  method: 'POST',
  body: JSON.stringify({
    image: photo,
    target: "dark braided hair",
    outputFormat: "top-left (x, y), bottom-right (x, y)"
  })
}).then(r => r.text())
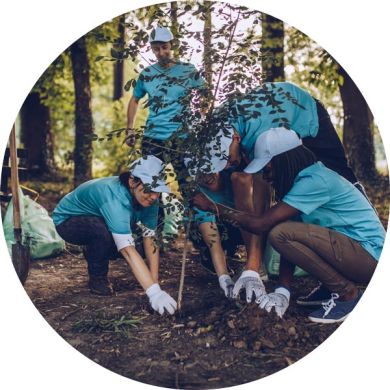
top-left (271, 145), bottom-right (317, 200)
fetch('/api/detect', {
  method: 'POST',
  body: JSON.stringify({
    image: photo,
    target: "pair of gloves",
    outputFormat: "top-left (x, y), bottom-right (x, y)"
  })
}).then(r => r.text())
top-left (218, 270), bottom-right (290, 318)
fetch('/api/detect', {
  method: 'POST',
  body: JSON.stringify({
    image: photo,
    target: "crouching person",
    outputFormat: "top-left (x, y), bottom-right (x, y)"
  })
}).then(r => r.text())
top-left (193, 128), bottom-right (385, 323)
top-left (52, 156), bottom-right (177, 315)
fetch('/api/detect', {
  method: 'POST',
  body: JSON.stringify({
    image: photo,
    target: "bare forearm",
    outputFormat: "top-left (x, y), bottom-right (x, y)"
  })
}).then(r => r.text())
top-left (120, 245), bottom-right (154, 290)
top-left (127, 96), bottom-right (139, 129)
top-left (143, 237), bottom-right (159, 283)
top-left (199, 222), bottom-right (228, 276)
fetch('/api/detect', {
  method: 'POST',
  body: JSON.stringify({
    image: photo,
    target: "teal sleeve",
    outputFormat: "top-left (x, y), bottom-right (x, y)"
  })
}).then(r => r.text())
top-left (139, 203), bottom-right (158, 230)
top-left (192, 206), bottom-right (216, 224)
top-left (133, 73), bottom-right (146, 99)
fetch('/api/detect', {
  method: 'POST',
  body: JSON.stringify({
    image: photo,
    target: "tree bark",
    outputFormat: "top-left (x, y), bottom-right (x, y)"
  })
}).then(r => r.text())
top-left (20, 92), bottom-right (56, 177)
top-left (113, 15), bottom-right (126, 101)
top-left (170, 1), bottom-right (179, 59)
top-left (261, 13), bottom-right (285, 82)
top-left (203, 1), bottom-right (213, 90)
top-left (70, 36), bottom-right (94, 187)
top-left (338, 66), bottom-right (377, 181)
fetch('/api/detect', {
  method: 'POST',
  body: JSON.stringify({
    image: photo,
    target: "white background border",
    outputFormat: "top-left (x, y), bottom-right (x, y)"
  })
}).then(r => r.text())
top-left (0, 1), bottom-right (389, 389)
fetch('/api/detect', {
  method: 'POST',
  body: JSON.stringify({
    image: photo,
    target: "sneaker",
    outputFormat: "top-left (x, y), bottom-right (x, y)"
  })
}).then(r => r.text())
top-left (88, 275), bottom-right (114, 296)
top-left (296, 283), bottom-right (332, 306)
top-left (308, 291), bottom-right (363, 324)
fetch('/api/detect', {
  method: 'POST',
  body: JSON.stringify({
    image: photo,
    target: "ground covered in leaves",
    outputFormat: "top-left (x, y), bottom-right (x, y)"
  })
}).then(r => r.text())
top-left (19, 176), bottom-right (389, 389)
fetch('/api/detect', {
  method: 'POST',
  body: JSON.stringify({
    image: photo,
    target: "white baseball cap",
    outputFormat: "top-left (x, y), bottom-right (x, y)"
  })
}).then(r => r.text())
top-left (244, 127), bottom-right (302, 173)
top-left (149, 26), bottom-right (174, 43)
top-left (206, 126), bottom-right (235, 173)
top-left (129, 155), bottom-right (171, 193)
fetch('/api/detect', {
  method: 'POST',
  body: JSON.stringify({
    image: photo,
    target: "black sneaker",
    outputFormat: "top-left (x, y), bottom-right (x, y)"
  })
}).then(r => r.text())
top-left (296, 283), bottom-right (332, 306)
top-left (88, 275), bottom-right (114, 296)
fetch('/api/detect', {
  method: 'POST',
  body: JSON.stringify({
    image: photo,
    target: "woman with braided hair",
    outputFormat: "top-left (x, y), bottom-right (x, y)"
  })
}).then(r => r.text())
top-left (193, 128), bottom-right (385, 323)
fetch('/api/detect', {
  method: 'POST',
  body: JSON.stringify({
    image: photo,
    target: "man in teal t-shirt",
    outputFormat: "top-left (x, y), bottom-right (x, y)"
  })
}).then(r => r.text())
top-left (125, 26), bottom-right (206, 185)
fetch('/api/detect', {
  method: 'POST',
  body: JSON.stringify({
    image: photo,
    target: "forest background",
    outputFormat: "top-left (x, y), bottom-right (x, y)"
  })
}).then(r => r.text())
top-left (0, 1), bottom-right (389, 390)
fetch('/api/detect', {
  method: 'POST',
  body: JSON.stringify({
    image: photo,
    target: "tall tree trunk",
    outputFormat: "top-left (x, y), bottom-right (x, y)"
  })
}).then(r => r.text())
top-left (70, 36), bottom-right (94, 187)
top-left (113, 15), bottom-right (126, 101)
top-left (338, 66), bottom-right (377, 181)
top-left (203, 1), bottom-right (213, 90)
top-left (170, 1), bottom-right (179, 59)
top-left (261, 13), bottom-right (285, 82)
top-left (20, 92), bottom-right (56, 177)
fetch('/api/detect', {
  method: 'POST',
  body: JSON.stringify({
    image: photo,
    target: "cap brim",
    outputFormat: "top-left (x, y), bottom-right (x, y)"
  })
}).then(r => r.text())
top-left (138, 175), bottom-right (171, 193)
top-left (244, 157), bottom-right (271, 174)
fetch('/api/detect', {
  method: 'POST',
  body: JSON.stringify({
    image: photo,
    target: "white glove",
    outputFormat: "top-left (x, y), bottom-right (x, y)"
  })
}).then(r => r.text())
top-left (218, 274), bottom-right (234, 299)
top-left (257, 287), bottom-right (290, 318)
top-left (232, 270), bottom-right (266, 303)
top-left (146, 283), bottom-right (177, 315)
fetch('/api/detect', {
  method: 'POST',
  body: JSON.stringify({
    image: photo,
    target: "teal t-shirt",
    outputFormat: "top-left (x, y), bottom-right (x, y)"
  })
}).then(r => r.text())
top-left (133, 62), bottom-right (205, 141)
top-left (282, 162), bottom-right (385, 261)
top-left (224, 82), bottom-right (319, 158)
top-left (52, 177), bottom-right (158, 235)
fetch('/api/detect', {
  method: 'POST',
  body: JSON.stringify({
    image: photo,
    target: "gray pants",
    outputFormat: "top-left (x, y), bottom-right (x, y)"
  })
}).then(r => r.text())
top-left (268, 222), bottom-right (377, 296)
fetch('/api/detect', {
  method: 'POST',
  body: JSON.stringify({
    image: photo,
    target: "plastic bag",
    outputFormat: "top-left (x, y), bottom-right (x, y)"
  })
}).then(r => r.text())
top-left (263, 239), bottom-right (307, 277)
top-left (2, 189), bottom-right (65, 259)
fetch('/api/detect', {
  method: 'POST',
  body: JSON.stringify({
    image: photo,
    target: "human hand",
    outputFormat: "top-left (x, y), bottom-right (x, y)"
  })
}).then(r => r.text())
top-left (146, 283), bottom-right (177, 315)
top-left (232, 270), bottom-right (266, 303)
top-left (257, 287), bottom-right (290, 318)
top-left (192, 192), bottom-right (215, 212)
top-left (125, 128), bottom-right (136, 147)
top-left (218, 274), bottom-right (234, 299)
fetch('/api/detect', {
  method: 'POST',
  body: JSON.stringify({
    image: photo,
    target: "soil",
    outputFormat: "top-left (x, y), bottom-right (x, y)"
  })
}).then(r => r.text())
top-left (19, 178), bottom-right (388, 389)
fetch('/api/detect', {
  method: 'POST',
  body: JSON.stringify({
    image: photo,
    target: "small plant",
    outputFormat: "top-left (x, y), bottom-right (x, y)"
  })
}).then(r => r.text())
top-left (72, 314), bottom-right (144, 338)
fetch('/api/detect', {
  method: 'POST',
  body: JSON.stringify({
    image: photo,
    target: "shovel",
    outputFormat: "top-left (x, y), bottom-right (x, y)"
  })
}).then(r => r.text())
top-left (9, 123), bottom-right (30, 284)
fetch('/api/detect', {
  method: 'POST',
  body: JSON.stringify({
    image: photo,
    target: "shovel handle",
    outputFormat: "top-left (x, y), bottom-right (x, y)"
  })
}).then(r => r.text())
top-left (9, 124), bottom-right (22, 233)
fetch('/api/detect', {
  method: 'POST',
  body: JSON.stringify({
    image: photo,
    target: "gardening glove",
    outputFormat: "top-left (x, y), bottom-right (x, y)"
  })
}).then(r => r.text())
top-left (232, 270), bottom-right (266, 303)
top-left (146, 283), bottom-right (177, 315)
top-left (257, 287), bottom-right (290, 318)
top-left (218, 274), bottom-right (234, 299)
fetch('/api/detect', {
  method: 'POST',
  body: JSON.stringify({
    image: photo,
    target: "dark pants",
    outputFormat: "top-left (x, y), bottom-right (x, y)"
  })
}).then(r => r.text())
top-left (56, 216), bottom-right (120, 277)
top-left (269, 222), bottom-right (377, 297)
top-left (303, 100), bottom-right (357, 184)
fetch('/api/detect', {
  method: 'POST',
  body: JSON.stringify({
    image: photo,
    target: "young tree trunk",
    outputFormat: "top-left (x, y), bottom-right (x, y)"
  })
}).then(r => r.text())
top-left (70, 36), bottom-right (94, 187)
top-left (20, 92), bottom-right (56, 177)
top-left (261, 13), bottom-right (285, 82)
top-left (113, 15), bottom-right (126, 101)
top-left (203, 1), bottom-right (213, 90)
top-left (170, 1), bottom-right (179, 59)
top-left (338, 66), bottom-right (377, 181)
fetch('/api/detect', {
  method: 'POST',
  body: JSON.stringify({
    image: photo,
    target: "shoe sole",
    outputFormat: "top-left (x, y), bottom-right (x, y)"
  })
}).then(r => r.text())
top-left (89, 287), bottom-right (114, 296)
top-left (308, 313), bottom-right (349, 324)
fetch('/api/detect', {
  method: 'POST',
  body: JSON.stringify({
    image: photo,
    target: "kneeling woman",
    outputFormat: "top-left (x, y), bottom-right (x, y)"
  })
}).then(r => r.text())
top-left (53, 156), bottom-right (177, 315)
top-left (193, 128), bottom-right (385, 323)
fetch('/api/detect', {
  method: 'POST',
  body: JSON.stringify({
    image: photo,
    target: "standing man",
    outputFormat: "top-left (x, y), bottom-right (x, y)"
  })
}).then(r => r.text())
top-left (125, 26), bottom-right (206, 184)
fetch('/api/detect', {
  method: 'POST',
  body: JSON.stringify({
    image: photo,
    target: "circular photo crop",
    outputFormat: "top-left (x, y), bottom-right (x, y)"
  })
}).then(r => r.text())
top-left (1, 1), bottom-right (388, 389)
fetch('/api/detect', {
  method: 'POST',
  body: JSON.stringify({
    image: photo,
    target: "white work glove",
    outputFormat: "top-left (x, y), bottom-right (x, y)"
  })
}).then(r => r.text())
top-left (146, 283), bottom-right (177, 315)
top-left (218, 274), bottom-right (234, 299)
top-left (257, 287), bottom-right (290, 318)
top-left (232, 270), bottom-right (266, 303)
